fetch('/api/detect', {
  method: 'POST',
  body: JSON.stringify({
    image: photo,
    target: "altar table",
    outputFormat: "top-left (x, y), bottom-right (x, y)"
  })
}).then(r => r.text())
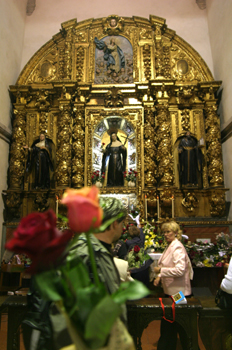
top-left (127, 297), bottom-right (202, 350)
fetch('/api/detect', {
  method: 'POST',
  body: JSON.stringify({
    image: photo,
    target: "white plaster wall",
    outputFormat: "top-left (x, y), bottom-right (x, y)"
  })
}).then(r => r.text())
top-left (207, 0), bottom-right (232, 219)
top-left (21, 0), bottom-right (214, 75)
top-left (0, 0), bottom-right (27, 254)
top-left (207, 0), bottom-right (232, 127)
top-left (0, 0), bottom-right (27, 129)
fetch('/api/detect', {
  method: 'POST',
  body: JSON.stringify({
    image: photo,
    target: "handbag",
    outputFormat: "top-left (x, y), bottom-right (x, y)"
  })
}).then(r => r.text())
top-left (215, 288), bottom-right (232, 309)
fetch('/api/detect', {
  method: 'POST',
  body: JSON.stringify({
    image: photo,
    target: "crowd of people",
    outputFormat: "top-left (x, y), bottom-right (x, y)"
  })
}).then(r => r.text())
top-left (13, 194), bottom-right (231, 350)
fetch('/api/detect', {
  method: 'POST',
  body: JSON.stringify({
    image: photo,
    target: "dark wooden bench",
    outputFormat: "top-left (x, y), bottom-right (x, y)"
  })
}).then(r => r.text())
top-left (198, 296), bottom-right (232, 350)
top-left (127, 297), bottom-right (202, 350)
top-left (0, 295), bottom-right (27, 350)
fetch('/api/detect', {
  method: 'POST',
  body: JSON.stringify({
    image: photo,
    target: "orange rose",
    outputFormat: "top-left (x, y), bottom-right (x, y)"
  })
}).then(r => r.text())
top-left (61, 186), bottom-right (103, 233)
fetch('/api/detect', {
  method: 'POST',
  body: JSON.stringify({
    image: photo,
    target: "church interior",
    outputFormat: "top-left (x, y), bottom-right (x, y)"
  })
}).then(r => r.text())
top-left (0, 0), bottom-right (232, 349)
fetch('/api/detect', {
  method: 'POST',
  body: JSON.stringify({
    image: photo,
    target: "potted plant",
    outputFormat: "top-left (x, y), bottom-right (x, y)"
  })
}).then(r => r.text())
top-left (123, 169), bottom-right (137, 187)
top-left (91, 170), bottom-right (105, 187)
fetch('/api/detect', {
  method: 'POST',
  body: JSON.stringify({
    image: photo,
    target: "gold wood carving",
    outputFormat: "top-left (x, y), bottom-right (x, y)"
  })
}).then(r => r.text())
top-left (156, 103), bottom-right (174, 186)
top-left (205, 105), bottom-right (224, 187)
top-left (56, 100), bottom-right (72, 187)
top-left (9, 107), bottom-right (26, 189)
top-left (6, 15), bottom-right (227, 224)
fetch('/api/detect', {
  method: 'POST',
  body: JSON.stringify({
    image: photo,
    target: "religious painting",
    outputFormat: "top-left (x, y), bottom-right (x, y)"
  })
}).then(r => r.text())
top-left (94, 35), bottom-right (133, 84)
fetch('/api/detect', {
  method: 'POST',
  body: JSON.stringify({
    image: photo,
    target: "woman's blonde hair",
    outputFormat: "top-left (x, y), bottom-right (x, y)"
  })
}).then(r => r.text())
top-left (161, 221), bottom-right (182, 241)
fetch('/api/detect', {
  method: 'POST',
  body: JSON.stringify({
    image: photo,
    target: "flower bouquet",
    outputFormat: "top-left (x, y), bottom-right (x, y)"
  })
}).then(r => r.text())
top-left (91, 170), bottom-right (105, 186)
top-left (5, 186), bottom-right (149, 350)
top-left (143, 223), bottom-right (167, 253)
top-left (123, 169), bottom-right (137, 185)
top-left (127, 245), bottom-right (151, 270)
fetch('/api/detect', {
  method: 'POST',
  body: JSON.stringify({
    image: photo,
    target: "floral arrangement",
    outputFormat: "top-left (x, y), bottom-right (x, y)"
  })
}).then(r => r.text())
top-left (127, 245), bottom-right (150, 269)
top-left (5, 186), bottom-right (149, 350)
top-left (142, 222), bottom-right (232, 268)
top-left (143, 223), bottom-right (167, 252)
top-left (91, 170), bottom-right (105, 184)
top-left (123, 169), bottom-right (138, 182)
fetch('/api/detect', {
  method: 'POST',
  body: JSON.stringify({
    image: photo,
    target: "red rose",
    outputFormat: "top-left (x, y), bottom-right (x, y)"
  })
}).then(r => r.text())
top-left (61, 186), bottom-right (103, 233)
top-left (134, 245), bottom-right (140, 253)
top-left (124, 174), bottom-right (126, 177)
top-left (5, 210), bottom-right (73, 273)
top-left (102, 175), bottom-right (105, 178)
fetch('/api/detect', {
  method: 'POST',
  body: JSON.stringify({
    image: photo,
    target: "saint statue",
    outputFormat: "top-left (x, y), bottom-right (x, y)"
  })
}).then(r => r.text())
top-left (178, 131), bottom-right (202, 187)
top-left (101, 132), bottom-right (127, 187)
top-left (24, 133), bottom-right (54, 189)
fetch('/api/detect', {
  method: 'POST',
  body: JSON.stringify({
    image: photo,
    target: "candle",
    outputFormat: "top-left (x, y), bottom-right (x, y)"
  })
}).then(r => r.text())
top-left (157, 195), bottom-right (160, 220)
top-left (172, 196), bottom-right (174, 218)
top-left (56, 196), bottom-right (59, 218)
top-left (145, 195), bottom-right (147, 221)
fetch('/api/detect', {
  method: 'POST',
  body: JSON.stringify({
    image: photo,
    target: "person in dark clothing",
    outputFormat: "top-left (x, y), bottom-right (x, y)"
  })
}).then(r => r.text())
top-left (101, 132), bottom-right (127, 187)
top-left (125, 225), bottom-right (145, 251)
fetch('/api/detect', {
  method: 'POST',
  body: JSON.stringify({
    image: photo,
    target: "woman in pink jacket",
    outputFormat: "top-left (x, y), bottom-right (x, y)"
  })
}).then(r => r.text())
top-left (153, 221), bottom-right (193, 350)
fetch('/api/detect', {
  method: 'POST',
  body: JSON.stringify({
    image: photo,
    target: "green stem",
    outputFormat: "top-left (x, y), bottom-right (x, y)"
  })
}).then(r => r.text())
top-left (85, 233), bottom-right (101, 288)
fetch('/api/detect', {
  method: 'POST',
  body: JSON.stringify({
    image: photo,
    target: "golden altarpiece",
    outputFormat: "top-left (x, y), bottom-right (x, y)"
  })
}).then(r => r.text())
top-left (3, 15), bottom-right (228, 231)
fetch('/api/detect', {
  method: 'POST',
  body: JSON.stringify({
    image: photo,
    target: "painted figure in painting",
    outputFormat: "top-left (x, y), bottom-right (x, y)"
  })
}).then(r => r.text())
top-left (178, 131), bottom-right (202, 187)
top-left (101, 132), bottom-right (127, 187)
top-left (24, 133), bottom-right (54, 189)
top-left (94, 37), bottom-right (125, 74)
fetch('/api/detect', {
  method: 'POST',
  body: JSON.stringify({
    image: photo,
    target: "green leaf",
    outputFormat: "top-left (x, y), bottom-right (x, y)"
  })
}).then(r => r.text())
top-left (112, 280), bottom-right (150, 304)
top-left (63, 257), bottom-right (91, 289)
top-left (84, 295), bottom-right (121, 349)
top-left (71, 284), bottom-right (107, 324)
top-left (34, 270), bottom-right (62, 301)
top-left (58, 214), bottom-right (68, 222)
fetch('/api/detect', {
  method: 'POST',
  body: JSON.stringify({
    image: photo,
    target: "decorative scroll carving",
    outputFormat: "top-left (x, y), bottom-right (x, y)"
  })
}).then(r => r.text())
top-left (76, 46), bottom-right (85, 82)
top-left (104, 88), bottom-right (124, 107)
top-left (156, 103), bottom-right (173, 186)
top-left (162, 45), bottom-right (171, 79)
top-left (72, 105), bottom-right (85, 188)
top-left (33, 192), bottom-right (50, 212)
top-left (182, 192), bottom-right (199, 212)
top-left (143, 44), bottom-right (152, 81)
top-left (56, 100), bottom-right (72, 187)
top-left (160, 188), bottom-right (172, 218)
top-left (205, 105), bottom-right (224, 187)
top-left (144, 107), bottom-right (156, 187)
top-left (9, 108), bottom-right (26, 189)
top-left (154, 26), bottom-right (163, 78)
top-left (180, 109), bottom-right (191, 132)
top-left (210, 191), bottom-right (226, 217)
top-left (3, 192), bottom-right (22, 221)
top-left (103, 15), bottom-right (124, 35)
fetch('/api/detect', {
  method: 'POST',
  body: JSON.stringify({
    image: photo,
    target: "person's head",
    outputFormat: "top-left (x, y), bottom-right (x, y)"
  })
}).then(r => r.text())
top-left (110, 132), bottom-right (118, 143)
top-left (128, 225), bottom-right (140, 238)
top-left (186, 131), bottom-right (191, 138)
top-left (161, 221), bottom-right (182, 244)
top-left (40, 133), bottom-right (45, 141)
top-left (99, 197), bottom-right (127, 242)
top-left (110, 18), bottom-right (117, 28)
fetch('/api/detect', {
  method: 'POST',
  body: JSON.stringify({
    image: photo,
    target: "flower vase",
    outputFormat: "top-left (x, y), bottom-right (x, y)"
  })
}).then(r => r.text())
top-left (128, 181), bottom-right (135, 187)
top-left (95, 181), bottom-right (103, 188)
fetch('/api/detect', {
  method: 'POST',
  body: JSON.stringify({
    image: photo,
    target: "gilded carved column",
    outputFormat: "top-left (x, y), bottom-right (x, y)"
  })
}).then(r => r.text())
top-left (72, 104), bottom-right (85, 188)
top-left (204, 105), bottom-right (224, 187)
top-left (144, 106), bottom-right (156, 187)
top-left (156, 103), bottom-right (174, 186)
top-left (9, 106), bottom-right (26, 189)
top-left (56, 99), bottom-right (72, 187)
